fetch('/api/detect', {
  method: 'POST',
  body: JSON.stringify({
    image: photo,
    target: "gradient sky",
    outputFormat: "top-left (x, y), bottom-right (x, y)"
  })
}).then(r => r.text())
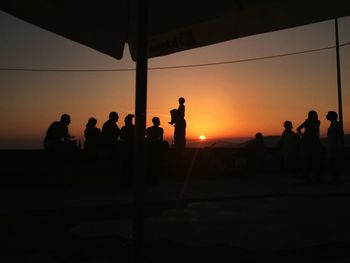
top-left (0, 11), bottom-right (349, 149)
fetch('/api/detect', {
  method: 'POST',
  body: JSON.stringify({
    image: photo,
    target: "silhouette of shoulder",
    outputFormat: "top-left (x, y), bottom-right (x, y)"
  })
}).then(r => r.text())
top-left (120, 125), bottom-right (135, 144)
top-left (44, 121), bottom-right (69, 143)
top-left (102, 120), bottom-right (120, 136)
top-left (146, 126), bottom-right (164, 142)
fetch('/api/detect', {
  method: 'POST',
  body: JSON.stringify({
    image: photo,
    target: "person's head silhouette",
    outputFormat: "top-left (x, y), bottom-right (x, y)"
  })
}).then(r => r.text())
top-left (308, 110), bottom-right (318, 121)
top-left (60, 114), bottom-right (71, 126)
top-left (326, 111), bottom-right (338, 122)
top-left (256, 132), bottom-right (263, 142)
top-left (124, 114), bottom-right (134, 126)
top-left (109, 112), bottom-right (119, 123)
top-left (179, 97), bottom-right (185, 105)
top-left (87, 117), bottom-right (97, 127)
top-left (284, 120), bottom-right (293, 131)
top-left (152, 117), bottom-right (160, 127)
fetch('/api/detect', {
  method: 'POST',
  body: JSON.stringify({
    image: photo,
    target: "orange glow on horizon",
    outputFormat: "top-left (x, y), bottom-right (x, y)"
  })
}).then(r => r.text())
top-left (1, 15), bottom-right (350, 150)
top-left (199, 135), bottom-right (206, 140)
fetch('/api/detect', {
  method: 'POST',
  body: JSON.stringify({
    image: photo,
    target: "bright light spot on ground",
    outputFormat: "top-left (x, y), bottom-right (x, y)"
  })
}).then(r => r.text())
top-left (199, 135), bottom-right (206, 140)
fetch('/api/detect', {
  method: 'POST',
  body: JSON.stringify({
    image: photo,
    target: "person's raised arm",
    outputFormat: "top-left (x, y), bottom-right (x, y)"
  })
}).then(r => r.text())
top-left (296, 122), bottom-right (305, 135)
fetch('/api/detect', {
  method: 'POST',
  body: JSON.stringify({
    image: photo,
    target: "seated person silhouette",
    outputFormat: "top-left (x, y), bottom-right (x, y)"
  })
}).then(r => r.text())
top-left (147, 117), bottom-right (164, 143)
top-left (44, 113), bottom-right (75, 151)
top-left (44, 114), bottom-right (76, 174)
top-left (84, 117), bottom-right (101, 159)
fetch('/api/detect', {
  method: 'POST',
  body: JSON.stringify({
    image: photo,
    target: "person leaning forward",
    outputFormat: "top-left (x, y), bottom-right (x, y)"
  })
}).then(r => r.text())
top-left (44, 113), bottom-right (74, 151)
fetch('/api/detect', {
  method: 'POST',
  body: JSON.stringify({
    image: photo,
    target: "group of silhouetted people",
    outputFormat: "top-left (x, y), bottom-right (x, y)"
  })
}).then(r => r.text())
top-left (43, 97), bottom-right (187, 184)
top-left (44, 103), bottom-right (344, 185)
top-left (256, 110), bottom-right (344, 184)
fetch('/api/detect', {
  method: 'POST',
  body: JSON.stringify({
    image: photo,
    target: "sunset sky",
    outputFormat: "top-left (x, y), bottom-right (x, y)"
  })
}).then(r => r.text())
top-left (0, 11), bottom-right (349, 149)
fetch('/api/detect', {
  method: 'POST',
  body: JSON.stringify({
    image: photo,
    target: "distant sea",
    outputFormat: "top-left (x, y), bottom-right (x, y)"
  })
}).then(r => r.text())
top-left (0, 134), bottom-right (349, 150)
top-left (186, 134), bottom-right (350, 148)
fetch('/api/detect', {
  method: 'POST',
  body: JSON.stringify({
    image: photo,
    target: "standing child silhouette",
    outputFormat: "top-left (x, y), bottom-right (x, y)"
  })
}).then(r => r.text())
top-left (170, 97), bottom-right (186, 149)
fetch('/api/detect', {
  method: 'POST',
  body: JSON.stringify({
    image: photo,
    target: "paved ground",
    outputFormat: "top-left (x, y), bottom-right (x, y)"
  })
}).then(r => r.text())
top-left (2, 172), bottom-right (350, 262)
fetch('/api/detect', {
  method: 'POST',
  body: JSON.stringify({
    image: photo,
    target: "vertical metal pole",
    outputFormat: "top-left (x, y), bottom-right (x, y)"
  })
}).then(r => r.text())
top-left (335, 18), bottom-right (344, 128)
top-left (133, 0), bottom-right (148, 262)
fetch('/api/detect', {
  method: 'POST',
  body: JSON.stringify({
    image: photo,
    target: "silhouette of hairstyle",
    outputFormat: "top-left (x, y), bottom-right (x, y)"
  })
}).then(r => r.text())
top-left (60, 114), bottom-right (71, 125)
top-left (256, 132), bottom-right (263, 139)
top-left (284, 120), bottom-right (293, 130)
top-left (178, 97), bottom-right (185, 104)
top-left (308, 110), bottom-right (318, 120)
top-left (326, 111), bottom-right (338, 121)
top-left (87, 117), bottom-right (97, 127)
top-left (124, 114), bottom-right (134, 124)
top-left (109, 111), bottom-right (119, 121)
top-left (152, 117), bottom-right (160, 126)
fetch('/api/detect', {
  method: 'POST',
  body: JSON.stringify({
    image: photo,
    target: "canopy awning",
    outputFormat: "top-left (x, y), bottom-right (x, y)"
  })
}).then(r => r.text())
top-left (2, 1), bottom-right (350, 60)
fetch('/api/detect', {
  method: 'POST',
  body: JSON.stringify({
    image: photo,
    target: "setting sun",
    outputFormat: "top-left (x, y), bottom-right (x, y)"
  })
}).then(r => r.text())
top-left (199, 135), bottom-right (207, 140)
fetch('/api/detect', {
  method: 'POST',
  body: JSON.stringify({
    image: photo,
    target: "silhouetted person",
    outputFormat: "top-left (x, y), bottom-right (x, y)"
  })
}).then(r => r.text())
top-left (120, 114), bottom-right (135, 146)
top-left (43, 114), bottom-right (76, 178)
top-left (278, 120), bottom-right (300, 177)
top-left (146, 117), bottom-right (166, 185)
top-left (84, 117), bottom-right (101, 161)
top-left (170, 97), bottom-right (186, 150)
top-left (246, 132), bottom-right (264, 150)
top-left (120, 114), bottom-right (135, 186)
top-left (101, 112), bottom-right (121, 175)
top-left (246, 132), bottom-right (266, 171)
top-left (44, 114), bottom-right (74, 150)
top-left (326, 111), bottom-right (344, 184)
top-left (147, 117), bottom-right (164, 143)
top-left (297, 110), bottom-right (323, 182)
top-left (102, 111), bottom-right (121, 150)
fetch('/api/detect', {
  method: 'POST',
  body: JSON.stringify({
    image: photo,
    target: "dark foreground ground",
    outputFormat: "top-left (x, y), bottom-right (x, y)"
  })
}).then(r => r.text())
top-left (1, 148), bottom-right (350, 262)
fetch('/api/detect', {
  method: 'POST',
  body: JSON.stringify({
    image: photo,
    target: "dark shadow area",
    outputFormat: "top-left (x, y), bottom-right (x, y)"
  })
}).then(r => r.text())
top-left (3, 188), bottom-right (350, 262)
top-left (1, 139), bottom-right (350, 262)
top-left (1, 145), bottom-right (349, 186)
